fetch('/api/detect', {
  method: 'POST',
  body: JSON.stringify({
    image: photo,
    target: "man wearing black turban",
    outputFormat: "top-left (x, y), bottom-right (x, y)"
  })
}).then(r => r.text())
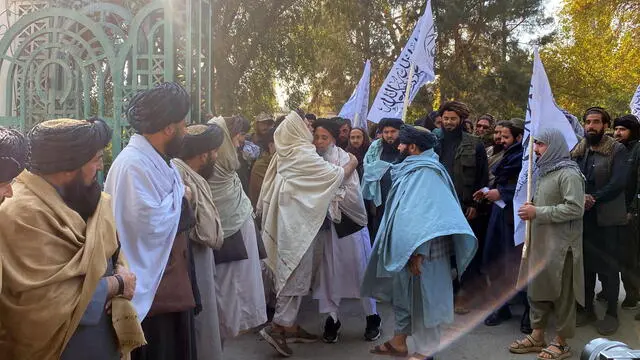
top-left (173, 124), bottom-right (226, 360)
top-left (0, 118), bottom-right (142, 359)
top-left (613, 114), bottom-right (640, 311)
top-left (0, 127), bottom-right (28, 203)
top-left (362, 117), bottom-right (402, 240)
top-left (105, 82), bottom-right (200, 360)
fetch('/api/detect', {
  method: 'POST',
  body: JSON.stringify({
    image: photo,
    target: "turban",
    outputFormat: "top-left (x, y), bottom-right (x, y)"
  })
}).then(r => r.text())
top-left (378, 118), bottom-right (404, 131)
top-left (0, 127), bottom-right (29, 182)
top-left (438, 101), bottom-right (471, 121)
top-left (28, 118), bottom-right (112, 174)
top-left (399, 125), bottom-right (437, 151)
top-left (179, 124), bottom-right (225, 159)
top-left (255, 112), bottom-right (275, 123)
top-left (614, 114), bottom-right (640, 140)
top-left (127, 82), bottom-right (191, 134)
top-left (313, 118), bottom-right (341, 142)
top-left (509, 118), bottom-right (525, 131)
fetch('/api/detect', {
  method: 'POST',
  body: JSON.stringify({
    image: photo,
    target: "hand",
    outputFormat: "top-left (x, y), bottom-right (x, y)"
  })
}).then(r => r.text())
top-left (518, 202), bottom-right (536, 220)
top-left (408, 254), bottom-right (424, 276)
top-left (184, 185), bottom-right (193, 202)
top-left (465, 206), bottom-right (477, 221)
top-left (472, 189), bottom-right (485, 202)
top-left (485, 189), bottom-right (501, 202)
top-left (584, 194), bottom-right (596, 211)
top-left (105, 299), bottom-right (112, 314)
top-left (116, 266), bottom-right (136, 300)
top-left (348, 153), bottom-right (358, 166)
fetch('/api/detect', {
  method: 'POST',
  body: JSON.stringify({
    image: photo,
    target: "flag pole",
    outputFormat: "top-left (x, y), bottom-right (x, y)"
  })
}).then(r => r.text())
top-left (353, 113), bottom-right (359, 129)
top-left (401, 64), bottom-right (416, 122)
top-left (523, 133), bottom-right (535, 259)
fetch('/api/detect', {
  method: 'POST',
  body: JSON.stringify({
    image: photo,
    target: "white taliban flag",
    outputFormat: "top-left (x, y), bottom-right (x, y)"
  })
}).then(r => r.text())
top-left (367, 0), bottom-right (436, 123)
top-left (513, 48), bottom-right (578, 246)
top-left (631, 84), bottom-right (640, 118)
top-left (338, 60), bottom-right (371, 130)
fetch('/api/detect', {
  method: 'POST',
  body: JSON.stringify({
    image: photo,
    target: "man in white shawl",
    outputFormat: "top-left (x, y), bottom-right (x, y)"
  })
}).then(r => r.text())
top-left (257, 111), bottom-right (358, 357)
top-left (207, 115), bottom-right (267, 341)
top-left (311, 119), bottom-right (381, 344)
top-left (105, 83), bottom-right (198, 360)
top-left (173, 124), bottom-right (225, 360)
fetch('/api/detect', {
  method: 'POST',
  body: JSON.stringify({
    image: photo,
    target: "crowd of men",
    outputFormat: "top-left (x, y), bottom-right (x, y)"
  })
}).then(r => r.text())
top-left (0, 81), bottom-right (638, 360)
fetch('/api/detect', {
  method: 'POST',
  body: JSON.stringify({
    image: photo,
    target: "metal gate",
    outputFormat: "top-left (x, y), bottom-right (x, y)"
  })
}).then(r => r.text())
top-left (0, 0), bottom-right (213, 156)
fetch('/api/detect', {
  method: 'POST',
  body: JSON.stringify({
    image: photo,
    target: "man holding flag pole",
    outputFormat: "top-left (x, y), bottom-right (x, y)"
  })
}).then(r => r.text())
top-left (509, 48), bottom-right (584, 360)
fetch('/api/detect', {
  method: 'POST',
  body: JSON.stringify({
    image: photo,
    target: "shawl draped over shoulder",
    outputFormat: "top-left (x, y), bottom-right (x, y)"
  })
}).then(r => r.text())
top-left (362, 139), bottom-right (393, 207)
top-left (0, 171), bottom-right (145, 359)
top-left (361, 150), bottom-right (478, 301)
top-left (257, 111), bottom-right (344, 294)
top-left (104, 134), bottom-right (185, 321)
top-left (207, 116), bottom-right (254, 238)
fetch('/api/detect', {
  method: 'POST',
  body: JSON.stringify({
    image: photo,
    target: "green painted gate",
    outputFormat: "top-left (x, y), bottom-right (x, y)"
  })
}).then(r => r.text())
top-left (0, 0), bottom-right (213, 156)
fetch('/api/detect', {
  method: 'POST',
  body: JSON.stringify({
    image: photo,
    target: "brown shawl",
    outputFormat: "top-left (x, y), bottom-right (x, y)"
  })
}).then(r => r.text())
top-left (0, 171), bottom-right (145, 359)
top-left (571, 134), bottom-right (616, 159)
top-left (249, 152), bottom-right (273, 208)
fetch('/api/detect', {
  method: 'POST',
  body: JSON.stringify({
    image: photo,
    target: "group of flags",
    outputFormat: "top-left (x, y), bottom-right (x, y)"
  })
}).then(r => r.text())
top-left (337, 0), bottom-right (640, 247)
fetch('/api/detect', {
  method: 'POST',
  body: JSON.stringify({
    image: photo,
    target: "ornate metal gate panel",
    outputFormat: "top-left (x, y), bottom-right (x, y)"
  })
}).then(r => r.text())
top-left (0, 0), bottom-right (213, 156)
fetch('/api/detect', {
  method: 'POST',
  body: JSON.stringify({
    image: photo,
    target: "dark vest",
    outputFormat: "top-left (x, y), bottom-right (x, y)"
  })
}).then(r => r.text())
top-left (575, 139), bottom-right (627, 227)
top-left (452, 133), bottom-right (481, 206)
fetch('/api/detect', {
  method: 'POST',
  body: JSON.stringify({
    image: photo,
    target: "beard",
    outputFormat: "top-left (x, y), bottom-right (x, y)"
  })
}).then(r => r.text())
top-left (493, 143), bottom-right (504, 153)
top-left (396, 149), bottom-right (410, 163)
top-left (198, 158), bottom-right (216, 180)
top-left (165, 133), bottom-right (185, 159)
top-left (382, 138), bottom-right (400, 153)
top-left (62, 172), bottom-right (102, 221)
top-left (585, 129), bottom-right (605, 146)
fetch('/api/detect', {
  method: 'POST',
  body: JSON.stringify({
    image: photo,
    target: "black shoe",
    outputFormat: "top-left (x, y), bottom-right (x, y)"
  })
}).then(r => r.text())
top-left (596, 291), bottom-right (606, 302)
top-left (323, 317), bottom-right (341, 343)
top-left (484, 307), bottom-right (512, 326)
top-left (621, 296), bottom-right (639, 310)
top-left (576, 309), bottom-right (597, 327)
top-left (364, 314), bottom-right (382, 341)
top-left (596, 314), bottom-right (619, 335)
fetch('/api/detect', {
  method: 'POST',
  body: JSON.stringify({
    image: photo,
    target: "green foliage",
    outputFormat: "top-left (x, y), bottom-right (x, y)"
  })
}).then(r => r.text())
top-left (543, 0), bottom-right (640, 117)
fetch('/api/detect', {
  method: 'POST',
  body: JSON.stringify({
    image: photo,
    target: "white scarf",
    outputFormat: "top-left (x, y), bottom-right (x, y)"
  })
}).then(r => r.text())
top-left (104, 134), bottom-right (185, 320)
top-left (207, 117), bottom-right (254, 238)
top-left (257, 111), bottom-right (344, 294)
top-left (322, 145), bottom-right (368, 226)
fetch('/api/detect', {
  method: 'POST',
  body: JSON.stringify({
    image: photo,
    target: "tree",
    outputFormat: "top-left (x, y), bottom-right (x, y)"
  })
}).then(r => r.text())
top-left (543, 0), bottom-right (640, 117)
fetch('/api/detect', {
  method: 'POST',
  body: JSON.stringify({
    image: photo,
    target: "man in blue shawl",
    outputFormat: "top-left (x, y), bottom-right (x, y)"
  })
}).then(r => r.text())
top-left (362, 125), bottom-right (477, 360)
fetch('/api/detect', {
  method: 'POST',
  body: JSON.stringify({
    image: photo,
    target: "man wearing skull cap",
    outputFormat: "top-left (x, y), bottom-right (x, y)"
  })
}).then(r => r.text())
top-left (0, 118), bottom-right (144, 360)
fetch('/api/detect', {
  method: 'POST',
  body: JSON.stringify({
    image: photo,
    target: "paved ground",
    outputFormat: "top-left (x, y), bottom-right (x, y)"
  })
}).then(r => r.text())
top-left (226, 282), bottom-right (640, 359)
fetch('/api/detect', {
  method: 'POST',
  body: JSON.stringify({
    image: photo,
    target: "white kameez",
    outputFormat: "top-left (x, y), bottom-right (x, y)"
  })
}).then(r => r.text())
top-left (313, 226), bottom-right (372, 301)
top-left (216, 217), bottom-right (267, 340)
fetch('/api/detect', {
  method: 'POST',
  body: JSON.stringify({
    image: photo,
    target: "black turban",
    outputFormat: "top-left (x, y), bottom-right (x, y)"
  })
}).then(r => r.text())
top-left (127, 82), bottom-right (191, 134)
top-left (0, 127), bottom-right (29, 182)
top-left (313, 118), bottom-right (341, 142)
top-left (179, 124), bottom-right (225, 160)
top-left (28, 118), bottom-right (112, 174)
top-left (378, 118), bottom-right (404, 131)
top-left (399, 125), bottom-right (437, 152)
top-left (438, 101), bottom-right (471, 121)
top-left (614, 114), bottom-right (640, 140)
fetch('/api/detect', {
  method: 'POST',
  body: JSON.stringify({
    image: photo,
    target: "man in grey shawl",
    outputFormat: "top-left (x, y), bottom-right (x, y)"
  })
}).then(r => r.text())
top-left (510, 128), bottom-right (585, 360)
top-left (173, 124), bottom-right (225, 360)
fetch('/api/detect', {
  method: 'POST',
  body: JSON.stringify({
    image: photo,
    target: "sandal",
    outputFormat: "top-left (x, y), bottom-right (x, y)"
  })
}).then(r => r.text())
top-left (370, 341), bottom-right (409, 357)
top-left (537, 343), bottom-right (571, 360)
top-left (454, 306), bottom-right (470, 315)
top-left (509, 334), bottom-right (547, 354)
top-left (407, 352), bottom-right (434, 360)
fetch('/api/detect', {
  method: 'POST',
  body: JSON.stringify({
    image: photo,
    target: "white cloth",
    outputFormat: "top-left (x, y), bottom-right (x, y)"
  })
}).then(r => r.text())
top-left (323, 145), bottom-right (367, 226)
top-left (207, 116), bottom-right (254, 238)
top-left (257, 111), bottom-right (344, 294)
top-left (104, 134), bottom-right (184, 320)
top-left (215, 217), bottom-right (267, 339)
top-left (313, 226), bottom-right (372, 301)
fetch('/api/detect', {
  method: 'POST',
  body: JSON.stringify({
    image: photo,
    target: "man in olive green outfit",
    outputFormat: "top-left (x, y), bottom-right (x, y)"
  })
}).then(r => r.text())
top-left (509, 128), bottom-right (585, 360)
